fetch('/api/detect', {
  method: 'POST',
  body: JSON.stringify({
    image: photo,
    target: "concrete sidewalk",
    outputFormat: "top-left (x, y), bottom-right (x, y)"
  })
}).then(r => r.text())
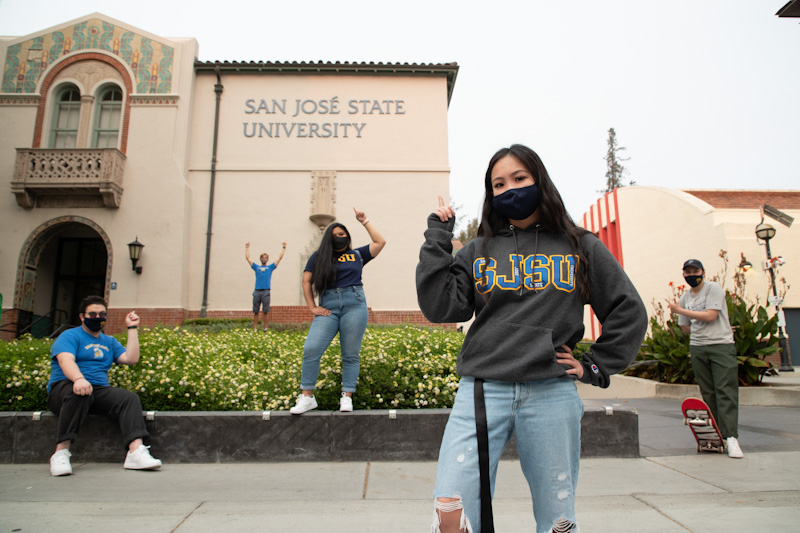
top-left (1, 452), bottom-right (799, 532)
top-left (2, 393), bottom-right (799, 532)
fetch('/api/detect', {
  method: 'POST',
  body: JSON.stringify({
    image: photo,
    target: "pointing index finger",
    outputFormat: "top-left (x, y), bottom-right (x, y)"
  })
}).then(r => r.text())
top-left (438, 195), bottom-right (445, 208)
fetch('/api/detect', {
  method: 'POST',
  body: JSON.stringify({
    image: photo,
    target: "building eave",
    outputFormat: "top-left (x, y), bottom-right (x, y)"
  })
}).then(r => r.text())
top-left (777, 0), bottom-right (800, 17)
top-left (682, 189), bottom-right (800, 210)
top-left (194, 60), bottom-right (459, 105)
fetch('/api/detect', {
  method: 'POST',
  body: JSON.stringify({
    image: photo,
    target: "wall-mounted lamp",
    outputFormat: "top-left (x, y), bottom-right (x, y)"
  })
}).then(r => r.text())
top-left (737, 253), bottom-right (752, 273)
top-left (127, 237), bottom-right (144, 274)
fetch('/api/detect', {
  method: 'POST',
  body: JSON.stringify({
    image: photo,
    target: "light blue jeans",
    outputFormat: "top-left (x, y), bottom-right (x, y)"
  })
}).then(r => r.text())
top-left (433, 377), bottom-right (583, 533)
top-left (301, 286), bottom-right (369, 393)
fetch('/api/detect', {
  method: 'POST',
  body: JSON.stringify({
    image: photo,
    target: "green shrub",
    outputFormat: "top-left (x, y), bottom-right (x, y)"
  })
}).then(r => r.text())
top-left (727, 292), bottom-right (779, 385)
top-left (1, 325), bottom-right (466, 412)
top-left (627, 314), bottom-right (693, 384)
top-left (0, 334), bottom-right (52, 410)
top-left (181, 319), bottom-right (309, 333)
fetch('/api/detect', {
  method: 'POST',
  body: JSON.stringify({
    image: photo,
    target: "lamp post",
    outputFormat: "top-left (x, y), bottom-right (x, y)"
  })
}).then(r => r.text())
top-left (755, 223), bottom-right (793, 372)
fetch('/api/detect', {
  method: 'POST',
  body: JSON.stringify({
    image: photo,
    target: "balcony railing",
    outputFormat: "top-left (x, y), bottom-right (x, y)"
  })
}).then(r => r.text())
top-left (11, 148), bottom-right (126, 208)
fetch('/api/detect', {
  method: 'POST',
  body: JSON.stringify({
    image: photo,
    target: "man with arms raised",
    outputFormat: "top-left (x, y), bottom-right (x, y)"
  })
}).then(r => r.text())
top-left (246, 241), bottom-right (287, 331)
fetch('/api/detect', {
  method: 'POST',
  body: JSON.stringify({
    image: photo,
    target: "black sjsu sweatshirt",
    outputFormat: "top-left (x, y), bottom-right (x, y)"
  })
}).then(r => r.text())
top-left (416, 214), bottom-right (647, 388)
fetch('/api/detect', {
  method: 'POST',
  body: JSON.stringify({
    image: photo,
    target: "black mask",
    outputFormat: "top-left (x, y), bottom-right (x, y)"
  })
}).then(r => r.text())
top-left (83, 317), bottom-right (105, 332)
top-left (492, 184), bottom-right (540, 221)
top-left (684, 275), bottom-right (703, 288)
top-left (332, 236), bottom-right (348, 250)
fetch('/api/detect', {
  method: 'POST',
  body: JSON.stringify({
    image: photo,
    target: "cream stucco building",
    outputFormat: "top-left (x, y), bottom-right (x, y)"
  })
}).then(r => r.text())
top-left (581, 187), bottom-right (800, 364)
top-left (0, 13), bottom-right (458, 338)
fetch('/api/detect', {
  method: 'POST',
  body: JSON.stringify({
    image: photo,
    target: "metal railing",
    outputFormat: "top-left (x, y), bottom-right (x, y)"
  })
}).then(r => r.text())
top-left (0, 307), bottom-right (71, 339)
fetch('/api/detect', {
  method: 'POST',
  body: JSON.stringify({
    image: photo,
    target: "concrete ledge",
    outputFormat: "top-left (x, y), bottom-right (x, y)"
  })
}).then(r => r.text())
top-left (578, 375), bottom-right (658, 399)
top-left (578, 375), bottom-right (800, 407)
top-left (1, 406), bottom-right (638, 463)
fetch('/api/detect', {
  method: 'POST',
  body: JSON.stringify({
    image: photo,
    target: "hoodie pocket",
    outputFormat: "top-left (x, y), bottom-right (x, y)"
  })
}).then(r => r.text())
top-left (460, 321), bottom-right (559, 381)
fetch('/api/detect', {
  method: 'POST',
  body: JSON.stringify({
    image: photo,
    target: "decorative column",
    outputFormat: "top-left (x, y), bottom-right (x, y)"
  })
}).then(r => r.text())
top-left (77, 94), bottom-right (95, 148)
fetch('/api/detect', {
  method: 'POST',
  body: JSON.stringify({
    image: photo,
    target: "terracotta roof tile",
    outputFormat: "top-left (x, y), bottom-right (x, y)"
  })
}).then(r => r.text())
top-left (194, 60), bottom-right (459, 103)
top-left (683, 190), bottom-right (800, 210)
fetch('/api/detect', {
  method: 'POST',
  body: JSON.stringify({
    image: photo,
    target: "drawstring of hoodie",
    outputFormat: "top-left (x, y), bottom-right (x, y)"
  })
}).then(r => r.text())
top-left (510, 224), bottom-right (541, 296)
top-left (510, 225), bottom-right (521, 296)
top-left (532, 225), bottom-right (540, 293)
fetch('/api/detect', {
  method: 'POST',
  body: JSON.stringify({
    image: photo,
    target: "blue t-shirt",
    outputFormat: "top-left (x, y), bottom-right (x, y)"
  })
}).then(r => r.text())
top-left (305, 244), bottom-right (373, 289)
top-left (252, 262), bottom-right (277, 290)
top-left (47, 327), bottom-right (126, 393)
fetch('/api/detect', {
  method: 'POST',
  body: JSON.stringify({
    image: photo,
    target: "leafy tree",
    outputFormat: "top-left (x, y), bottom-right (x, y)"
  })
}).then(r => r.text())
top-left (456, 217), bottom-right (479, 245)
top-left (601, 127), bottom-right (634, 193)
top-left (450, 196), bottom-right (479, 245)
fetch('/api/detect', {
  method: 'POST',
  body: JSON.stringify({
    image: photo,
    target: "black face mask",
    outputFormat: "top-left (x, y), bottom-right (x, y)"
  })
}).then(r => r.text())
top-left (492, 184), bottom-right (540, 221)
top-left (684, 275), bottom-right (703, 288)
top-left (332, 236), bottom-right (348, 251)
top-left (83, 317), bottom-right (105, 332)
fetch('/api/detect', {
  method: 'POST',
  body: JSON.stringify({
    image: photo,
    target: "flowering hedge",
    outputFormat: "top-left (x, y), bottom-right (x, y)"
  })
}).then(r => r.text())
top-left (1, 325), bottom-right (465, 412)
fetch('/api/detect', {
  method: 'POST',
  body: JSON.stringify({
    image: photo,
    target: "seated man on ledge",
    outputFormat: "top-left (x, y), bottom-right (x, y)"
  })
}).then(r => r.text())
top-left (47, 295), bottom-right (162, 476)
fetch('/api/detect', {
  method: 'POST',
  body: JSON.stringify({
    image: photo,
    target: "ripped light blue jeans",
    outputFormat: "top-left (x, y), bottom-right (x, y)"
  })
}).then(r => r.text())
top-left (433, 377), bottom-right (583, 533)
top-left (301, 286), bottom-right (369, 393)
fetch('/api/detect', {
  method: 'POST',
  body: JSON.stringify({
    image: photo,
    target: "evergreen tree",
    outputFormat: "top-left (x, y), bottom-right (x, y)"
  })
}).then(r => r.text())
top-left (602, 127), bottom-right (634, 192)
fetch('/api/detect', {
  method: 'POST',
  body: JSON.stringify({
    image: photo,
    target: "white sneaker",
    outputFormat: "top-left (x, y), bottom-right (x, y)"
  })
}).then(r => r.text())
top-left (124, 445), bottom-right (162, 470)
top-left (339, 393), bottom-right (353, 412)
top-left (290, 394), bottom-right (318, 415)
top-left (50, 449), bottom-right (72, 476)
top-left (726, 437), bottom-right (744, 458)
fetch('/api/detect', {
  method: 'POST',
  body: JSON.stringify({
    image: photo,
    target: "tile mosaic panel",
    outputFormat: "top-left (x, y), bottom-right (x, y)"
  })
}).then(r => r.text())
top-left (2, 18), bottom-right (174, 94)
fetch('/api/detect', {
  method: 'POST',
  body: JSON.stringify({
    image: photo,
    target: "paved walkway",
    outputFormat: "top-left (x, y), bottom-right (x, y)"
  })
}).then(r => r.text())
top-left (2, 382), bottom-right (800, 532)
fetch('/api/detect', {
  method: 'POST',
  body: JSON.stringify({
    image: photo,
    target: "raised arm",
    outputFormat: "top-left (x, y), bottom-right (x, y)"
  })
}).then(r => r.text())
top-left (116, 311), bottom-right (141, 366)
top-left (668, 300), bottom-right (720, 323)
top-left (245, 242), bottom-right (253, 266)
top-left (415, 196), bottom-right (475, 323)
top-left (274, 242), bottom-right (287, 267)
top-left (353, 207), bottom-right (386, 258)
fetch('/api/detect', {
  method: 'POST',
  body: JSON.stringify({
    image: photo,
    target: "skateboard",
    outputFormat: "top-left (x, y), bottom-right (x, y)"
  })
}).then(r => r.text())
top-left (681, 397), bottom-right (725, 453)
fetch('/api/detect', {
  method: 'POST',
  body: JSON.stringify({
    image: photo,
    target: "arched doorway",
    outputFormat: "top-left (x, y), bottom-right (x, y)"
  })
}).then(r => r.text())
top-left (14, 217), bottom-right (112, 337)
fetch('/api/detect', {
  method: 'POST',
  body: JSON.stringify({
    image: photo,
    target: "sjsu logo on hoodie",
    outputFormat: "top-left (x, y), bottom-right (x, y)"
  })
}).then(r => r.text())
top-left (473, 254), bottom-right (578, 294)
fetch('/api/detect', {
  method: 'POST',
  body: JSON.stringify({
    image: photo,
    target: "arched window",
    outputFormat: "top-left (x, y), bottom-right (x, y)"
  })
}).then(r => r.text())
top-left (92, 86), bottom-right (123, 148)
top-left (50, 85), bottom-right (81, 148)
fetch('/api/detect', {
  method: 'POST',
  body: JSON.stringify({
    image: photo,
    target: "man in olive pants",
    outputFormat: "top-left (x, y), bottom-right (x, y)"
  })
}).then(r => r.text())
top-left (669, 259), bottom-right (743, 458)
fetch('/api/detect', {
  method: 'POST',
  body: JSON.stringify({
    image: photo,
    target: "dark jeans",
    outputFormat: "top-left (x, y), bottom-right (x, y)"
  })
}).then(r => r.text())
top-left (48, 380), bottom-right (150, 450)
top-left (690, 343), bottom-right (739, 439)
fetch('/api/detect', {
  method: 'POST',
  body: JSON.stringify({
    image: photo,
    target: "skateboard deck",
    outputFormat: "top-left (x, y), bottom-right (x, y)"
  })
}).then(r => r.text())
top-left (681, 397), bottom-right (725, 453)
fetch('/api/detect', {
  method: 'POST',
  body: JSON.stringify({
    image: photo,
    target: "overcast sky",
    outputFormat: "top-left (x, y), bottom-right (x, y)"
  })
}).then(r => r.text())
top-left (1, 0), bottom-right (798, 225)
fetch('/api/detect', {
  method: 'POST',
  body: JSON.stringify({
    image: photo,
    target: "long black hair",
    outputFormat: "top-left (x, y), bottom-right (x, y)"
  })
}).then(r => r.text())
top-left (478, 144), bottom-right (591, 302)
top-left (310, 222), bottom-right (352, 296)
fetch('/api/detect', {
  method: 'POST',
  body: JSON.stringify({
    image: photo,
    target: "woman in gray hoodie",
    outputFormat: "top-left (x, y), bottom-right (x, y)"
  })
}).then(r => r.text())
top-left (417, 144), bottom-right (647, 533)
